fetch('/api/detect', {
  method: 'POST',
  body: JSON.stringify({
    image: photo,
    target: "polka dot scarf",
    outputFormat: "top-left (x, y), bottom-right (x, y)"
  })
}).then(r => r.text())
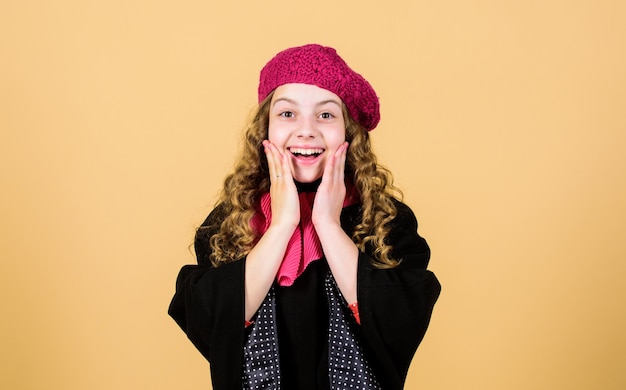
top-left (242, 287), bottom-right (281, 389)
top-left (326, 275), bottom-right (381, 389)
top-left (242, 274), bottom-right (380, 389)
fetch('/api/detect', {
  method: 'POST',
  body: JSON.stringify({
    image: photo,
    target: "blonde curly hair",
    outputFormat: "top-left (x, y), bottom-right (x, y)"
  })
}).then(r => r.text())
top-left (204, 92), bottom-right (402, 268)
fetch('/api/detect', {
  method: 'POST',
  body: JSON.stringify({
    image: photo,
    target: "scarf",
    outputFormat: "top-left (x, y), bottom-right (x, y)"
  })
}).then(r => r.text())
top-left (250, 180), bottom-right (359, 286)
top-left (241, 273), bottom-right (381, 389)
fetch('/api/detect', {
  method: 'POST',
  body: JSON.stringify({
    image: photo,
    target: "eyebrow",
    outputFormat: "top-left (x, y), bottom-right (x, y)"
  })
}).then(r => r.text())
top-left (272, 97), bottom-right (342, 108)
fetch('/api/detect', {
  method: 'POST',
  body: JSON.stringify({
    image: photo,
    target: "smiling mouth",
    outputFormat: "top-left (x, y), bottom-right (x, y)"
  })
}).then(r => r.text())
top-left (289, 147), bottom-right (324, 158)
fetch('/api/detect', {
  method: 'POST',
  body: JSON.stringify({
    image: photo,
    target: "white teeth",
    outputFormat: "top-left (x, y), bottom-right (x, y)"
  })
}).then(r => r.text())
top-left (289, 148), bottom-right (324, 155)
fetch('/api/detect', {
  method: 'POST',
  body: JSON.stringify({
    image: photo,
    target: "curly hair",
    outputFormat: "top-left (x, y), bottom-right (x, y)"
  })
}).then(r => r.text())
top-left (204, 92), bottom-right (402, 268)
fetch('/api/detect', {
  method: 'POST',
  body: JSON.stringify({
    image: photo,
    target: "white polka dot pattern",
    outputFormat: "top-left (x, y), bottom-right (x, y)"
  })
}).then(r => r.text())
top-left (242, 287), bottom-right (281, 389)
top-left (326, 275), bottom-right (381, 390)
top-left (241, 275), bottom-right (381, 389)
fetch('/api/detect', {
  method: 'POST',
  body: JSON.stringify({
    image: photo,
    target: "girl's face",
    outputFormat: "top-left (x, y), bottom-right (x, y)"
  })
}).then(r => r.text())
top-left (268, 83), bottom-right (346, 183)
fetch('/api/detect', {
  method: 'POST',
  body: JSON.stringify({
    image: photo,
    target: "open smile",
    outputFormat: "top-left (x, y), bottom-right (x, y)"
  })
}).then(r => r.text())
top-left (288, 147), bottom-right (325, 160)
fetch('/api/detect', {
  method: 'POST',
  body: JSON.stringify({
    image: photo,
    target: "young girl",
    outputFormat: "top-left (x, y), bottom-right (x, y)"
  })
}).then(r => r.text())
top-left (169, 44), bottom-right (440, 390)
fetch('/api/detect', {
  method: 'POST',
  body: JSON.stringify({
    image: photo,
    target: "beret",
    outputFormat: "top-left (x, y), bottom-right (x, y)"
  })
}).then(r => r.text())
top-left (258, 44), bottom-right (380, 131)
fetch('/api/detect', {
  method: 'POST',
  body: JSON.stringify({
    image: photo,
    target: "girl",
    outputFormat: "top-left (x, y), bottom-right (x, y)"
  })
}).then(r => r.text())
top-left (169, 44), bottom-right (440, 390)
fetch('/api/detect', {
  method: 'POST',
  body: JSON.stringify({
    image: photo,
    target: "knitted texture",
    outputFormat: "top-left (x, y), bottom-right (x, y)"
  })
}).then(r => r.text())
top-left (258, 44), bottom-right (380, 131)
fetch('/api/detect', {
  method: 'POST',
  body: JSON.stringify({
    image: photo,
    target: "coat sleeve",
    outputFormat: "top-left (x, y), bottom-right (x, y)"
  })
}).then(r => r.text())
top-left (351, 200), bottom-right (441, 389)
top-left (167, 206), bottom-right (246, 389)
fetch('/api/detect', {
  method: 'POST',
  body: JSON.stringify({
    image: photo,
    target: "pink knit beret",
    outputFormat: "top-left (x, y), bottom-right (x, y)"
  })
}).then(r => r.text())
top-left (258, 44), bottom-right (380, 131)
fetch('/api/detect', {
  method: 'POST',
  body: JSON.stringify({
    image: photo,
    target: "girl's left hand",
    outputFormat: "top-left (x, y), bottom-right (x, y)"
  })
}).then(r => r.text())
top-left (312, 142), bottom-right (348, 228)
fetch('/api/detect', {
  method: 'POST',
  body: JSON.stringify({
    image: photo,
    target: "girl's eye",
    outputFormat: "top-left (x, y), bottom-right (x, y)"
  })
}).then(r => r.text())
top-left (320, 112), bottom-right (334, 119)
top-left (279, 111), bottom-right (294, 118)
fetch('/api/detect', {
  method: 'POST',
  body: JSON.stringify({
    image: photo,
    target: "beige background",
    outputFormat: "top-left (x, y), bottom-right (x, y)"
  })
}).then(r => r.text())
top-left (2, 0), bottom-right (625, 389)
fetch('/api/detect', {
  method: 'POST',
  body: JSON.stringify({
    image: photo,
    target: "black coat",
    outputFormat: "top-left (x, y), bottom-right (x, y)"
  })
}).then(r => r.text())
top-left (169, 199), bottom-right (440, 389)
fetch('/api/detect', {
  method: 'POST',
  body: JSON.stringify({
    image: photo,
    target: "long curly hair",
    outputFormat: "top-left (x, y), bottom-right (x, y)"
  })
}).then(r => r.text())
top-left (204, 91), bottom-right (402, 268)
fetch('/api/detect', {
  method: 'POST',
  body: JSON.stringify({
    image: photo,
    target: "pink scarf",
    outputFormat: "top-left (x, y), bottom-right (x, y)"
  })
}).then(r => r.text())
top-left (251, 183), bottom-right (359, 286)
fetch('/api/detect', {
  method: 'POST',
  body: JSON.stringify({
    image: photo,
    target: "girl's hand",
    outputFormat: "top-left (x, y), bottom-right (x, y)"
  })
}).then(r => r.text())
top-left (263, 140), bottom-right (300, 229)
top-left (245, 141), bottom-right (300, 321)
top-left (312, 142), bottom-right (348, 228)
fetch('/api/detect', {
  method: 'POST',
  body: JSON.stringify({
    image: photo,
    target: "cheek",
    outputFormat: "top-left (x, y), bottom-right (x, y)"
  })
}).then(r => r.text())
top-left (267, 123), bottom-right (282, 145)
top-left (267, 117), bottom-right (294, 145)
top-left (328, 126), bottom-right (347, 148)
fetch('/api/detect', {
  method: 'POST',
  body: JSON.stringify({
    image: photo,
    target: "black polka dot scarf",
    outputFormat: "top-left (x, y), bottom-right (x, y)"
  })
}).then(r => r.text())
top-left (242, 287), bottom-right (282, 389)
top-left (325, 275), bottom-right (381, 389)
top-left (242, 274), bottom-right (381, 389)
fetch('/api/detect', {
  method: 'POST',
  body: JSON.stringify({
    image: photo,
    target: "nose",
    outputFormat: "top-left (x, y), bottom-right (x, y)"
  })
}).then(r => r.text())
top-left (297, 115), bottom-right (317, 139)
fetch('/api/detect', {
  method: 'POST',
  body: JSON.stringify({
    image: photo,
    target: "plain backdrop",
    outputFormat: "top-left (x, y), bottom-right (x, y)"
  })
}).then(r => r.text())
top-left (1, 1), bottom-right (625, 389)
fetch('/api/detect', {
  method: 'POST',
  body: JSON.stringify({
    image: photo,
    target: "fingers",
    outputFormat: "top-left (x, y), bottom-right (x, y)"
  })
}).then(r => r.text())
top-left (262, 140), bottom-right (300, 229)
top-left (263, 140), bottom-right (291, 182)
top-left (312, 143), bottom-right (348, 227)
top-left (335, 142), bottom-right (348, 184)
top-left (322, 142), bottom-right (348, 186)
top-left (262, 140), bottom-right (278, 178)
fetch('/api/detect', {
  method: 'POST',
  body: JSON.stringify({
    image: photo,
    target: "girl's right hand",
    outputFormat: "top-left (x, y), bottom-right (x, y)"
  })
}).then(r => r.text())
top-left (263, 140), bottom-right (300, 229)
top-left (244, 141), bottom-right (300, 321)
